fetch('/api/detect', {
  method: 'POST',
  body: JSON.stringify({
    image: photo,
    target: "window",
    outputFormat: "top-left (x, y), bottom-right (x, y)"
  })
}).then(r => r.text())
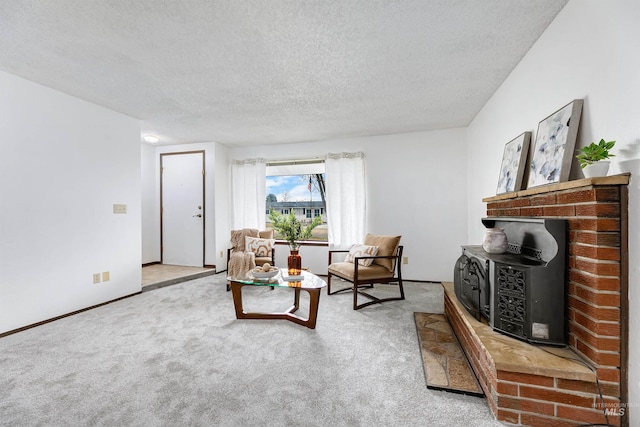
top-left (266, 159), bottom-right (327, 242)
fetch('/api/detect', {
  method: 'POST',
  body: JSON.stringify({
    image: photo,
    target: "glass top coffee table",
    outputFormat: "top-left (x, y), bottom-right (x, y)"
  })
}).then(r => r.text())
top-left (228, 268), bottom-right (327, 329)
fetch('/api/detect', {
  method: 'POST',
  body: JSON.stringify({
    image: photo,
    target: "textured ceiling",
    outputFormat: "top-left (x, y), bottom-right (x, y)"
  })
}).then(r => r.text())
top-left (0, 0), bottom-right (568, 146)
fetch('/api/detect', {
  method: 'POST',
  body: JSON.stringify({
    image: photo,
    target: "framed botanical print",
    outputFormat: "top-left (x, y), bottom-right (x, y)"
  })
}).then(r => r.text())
top-left (496, 132), bottom-right (531, 194)
top-left (526, 99), bottom-right (583, 188)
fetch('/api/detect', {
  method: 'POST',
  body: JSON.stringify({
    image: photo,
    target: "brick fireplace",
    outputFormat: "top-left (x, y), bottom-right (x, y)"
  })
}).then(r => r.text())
top-left (445, 174), bottom-right (629, 426)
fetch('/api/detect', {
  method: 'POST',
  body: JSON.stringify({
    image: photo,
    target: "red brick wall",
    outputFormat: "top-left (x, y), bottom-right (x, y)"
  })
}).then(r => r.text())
top-left (480, 182), bottom-right (628, 426)
top-left (445, 289), bottom-right (624, 426)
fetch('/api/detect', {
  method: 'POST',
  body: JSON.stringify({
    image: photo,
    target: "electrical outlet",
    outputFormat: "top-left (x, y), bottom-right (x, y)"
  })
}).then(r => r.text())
top-left (403, 257), bottom-right (409, 265)
top-left (220, 251), bottom-right (224, 258)
top-left (93, 273), bottom-right (101, 284)
top-left (113, 204), bottom-right (127, 214)
top-left (102, 271), bottom-right (110, 282)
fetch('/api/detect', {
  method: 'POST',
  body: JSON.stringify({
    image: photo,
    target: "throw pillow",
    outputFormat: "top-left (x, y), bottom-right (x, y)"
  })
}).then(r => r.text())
top-left (344, 244), bottom-right (379, 266)
top-left (245, 236), bottom-right (275, 257)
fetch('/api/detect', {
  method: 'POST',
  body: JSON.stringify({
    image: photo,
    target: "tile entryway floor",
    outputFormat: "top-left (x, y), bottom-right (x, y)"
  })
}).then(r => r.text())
top-left (142, 264), bottom-right (217, 291)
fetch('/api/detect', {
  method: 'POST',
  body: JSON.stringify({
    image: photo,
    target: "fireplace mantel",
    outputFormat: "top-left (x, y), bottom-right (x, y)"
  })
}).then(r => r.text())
top-left (447, 173), bottom-right (630, 426)
top-left (483, 173), bottom-right (630, 202)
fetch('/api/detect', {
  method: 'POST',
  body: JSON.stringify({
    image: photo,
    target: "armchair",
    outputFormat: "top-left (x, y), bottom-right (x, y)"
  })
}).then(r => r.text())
top-left (226, 228), bottom-right (276, 290)
top-left (327, 234), bottom-right (404, 310)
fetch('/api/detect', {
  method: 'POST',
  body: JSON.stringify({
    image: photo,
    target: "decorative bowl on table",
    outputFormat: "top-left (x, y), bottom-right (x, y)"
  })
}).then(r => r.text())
top-left (251, 267), bottom-right (280, 279)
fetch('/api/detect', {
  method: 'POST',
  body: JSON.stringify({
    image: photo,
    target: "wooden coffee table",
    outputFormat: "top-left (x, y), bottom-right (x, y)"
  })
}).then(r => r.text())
top-left (229, 269), bottom-right (327, 329)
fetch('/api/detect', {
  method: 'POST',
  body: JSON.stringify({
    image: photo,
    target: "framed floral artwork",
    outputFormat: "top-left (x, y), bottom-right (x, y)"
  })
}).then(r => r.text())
top-left (496, 131), bottom-right (531, 194)
top-left (526, 99), bottom-right (583, 188)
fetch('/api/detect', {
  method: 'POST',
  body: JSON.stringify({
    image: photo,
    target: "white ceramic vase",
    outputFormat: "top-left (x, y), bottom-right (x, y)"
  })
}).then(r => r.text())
top-left (483, 228), bottom-right (508, 254)
top-left (582, 161), bottom-right (610, 178)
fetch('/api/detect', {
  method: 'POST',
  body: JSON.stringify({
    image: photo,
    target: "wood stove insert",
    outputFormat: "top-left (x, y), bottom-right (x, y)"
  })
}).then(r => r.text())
top-left (455, 217), bottom-right (567, 346)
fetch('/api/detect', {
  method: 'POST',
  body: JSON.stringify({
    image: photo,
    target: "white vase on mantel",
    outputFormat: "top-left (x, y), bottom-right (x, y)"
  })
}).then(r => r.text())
top-left (582, 161), bottom-right (610, 179)
top-left (483, 228), bottom-right (508, 254)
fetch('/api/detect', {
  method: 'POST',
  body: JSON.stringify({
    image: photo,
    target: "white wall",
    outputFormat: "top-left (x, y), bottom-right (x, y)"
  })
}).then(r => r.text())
top-left (229, 128), bottom-right (468, 281)
top-left (466, 0), bottom-right (640, 422)
top-left (214, 143), bottom-right (231, 270)
top-left (0, 70), bottom-right (141, 334)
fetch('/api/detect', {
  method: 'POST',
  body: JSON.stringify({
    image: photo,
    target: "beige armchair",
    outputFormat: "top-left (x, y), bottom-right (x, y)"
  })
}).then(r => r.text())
top-left (226, 228), bottom-right (276, 290)
top-left (327, 234), bottom-right (404, 310)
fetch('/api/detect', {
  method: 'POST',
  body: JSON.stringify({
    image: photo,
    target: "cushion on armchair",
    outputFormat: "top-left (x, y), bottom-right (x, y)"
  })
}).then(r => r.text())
top-left (344, 244), bottom-right (379, 267)
top-left (245, 236), bottom-right (275, 257)
top-left (328, 262), bottom-right (395, 280)
top-left (363, 234), bottom-right (401, 273)
top-left (227, 229), bottom-right (274, 280)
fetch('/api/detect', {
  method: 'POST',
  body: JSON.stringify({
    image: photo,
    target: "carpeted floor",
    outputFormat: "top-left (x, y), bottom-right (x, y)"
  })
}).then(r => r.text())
top-left (0, 274), bottom-right (502, 427)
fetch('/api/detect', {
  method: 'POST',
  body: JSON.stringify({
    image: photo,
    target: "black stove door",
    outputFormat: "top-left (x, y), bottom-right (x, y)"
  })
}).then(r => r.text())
top-left (454, 254), bottom-right (488, 322)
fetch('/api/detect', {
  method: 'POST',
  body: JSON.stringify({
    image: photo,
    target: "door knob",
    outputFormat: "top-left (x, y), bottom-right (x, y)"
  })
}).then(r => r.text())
top-left (193, 214), bottom-right (202, 218)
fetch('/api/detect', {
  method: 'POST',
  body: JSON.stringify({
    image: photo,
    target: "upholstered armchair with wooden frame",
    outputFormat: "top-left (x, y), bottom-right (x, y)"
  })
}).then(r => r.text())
top-left (226, 229), bottom-right (276, 291)
top-left (327, 234), bottom-right (404, 310)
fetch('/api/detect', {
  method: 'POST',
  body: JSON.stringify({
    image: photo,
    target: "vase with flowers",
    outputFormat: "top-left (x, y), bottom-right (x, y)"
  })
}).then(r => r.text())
top-left (269, 209), bottom-right (322, 275)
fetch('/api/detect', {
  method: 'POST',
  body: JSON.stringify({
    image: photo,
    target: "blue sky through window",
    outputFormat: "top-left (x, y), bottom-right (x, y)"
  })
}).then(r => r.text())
top-left (266, 175), bottom-right (323, 202)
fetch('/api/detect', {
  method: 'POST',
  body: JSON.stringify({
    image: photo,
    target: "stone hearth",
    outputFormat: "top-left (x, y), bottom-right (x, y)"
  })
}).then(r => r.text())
top-left (448, 174), bottom-right (629, 427)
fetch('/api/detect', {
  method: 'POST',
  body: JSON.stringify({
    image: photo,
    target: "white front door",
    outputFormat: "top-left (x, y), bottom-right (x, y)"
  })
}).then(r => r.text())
top-left (161, 151), bottom-right (204, 267)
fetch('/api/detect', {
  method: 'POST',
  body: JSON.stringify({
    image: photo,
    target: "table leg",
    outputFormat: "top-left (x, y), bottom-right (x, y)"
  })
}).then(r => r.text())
top-left (306, 288), bottom-right (321, 329)
top-left (230, 282), bottom-right (245, 318)
top-left (229, 281), bottom-right (322, 329)
top-left (292, 288), bottom-right (301, 312)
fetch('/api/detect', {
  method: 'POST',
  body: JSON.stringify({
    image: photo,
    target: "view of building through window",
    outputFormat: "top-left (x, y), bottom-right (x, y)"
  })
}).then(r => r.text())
top-left (266, 173), bottom-right (327, 241)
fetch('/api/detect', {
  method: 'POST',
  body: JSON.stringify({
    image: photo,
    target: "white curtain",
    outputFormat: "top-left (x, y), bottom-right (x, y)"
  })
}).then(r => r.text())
top-left (231, 158), bottom-right (266, 230)
top-left (325, 152), bottom-right (366, 249)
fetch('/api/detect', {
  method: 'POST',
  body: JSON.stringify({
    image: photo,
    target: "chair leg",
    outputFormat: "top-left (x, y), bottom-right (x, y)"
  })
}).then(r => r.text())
top-left (352, 279), bottom-right (405, 310)
top-left (353, 283), bottom-right (359, 310)
top-left (327, 273), bottom-right (354, 296)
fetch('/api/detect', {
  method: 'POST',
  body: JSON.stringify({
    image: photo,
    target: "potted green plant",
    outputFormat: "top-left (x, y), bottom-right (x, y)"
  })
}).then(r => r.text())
top-left (575, 138), bottom-right (615, 178)
top-left (268, 209), bottom-right (322, 275)
top-left (268, 209), bottom-right (322, 248)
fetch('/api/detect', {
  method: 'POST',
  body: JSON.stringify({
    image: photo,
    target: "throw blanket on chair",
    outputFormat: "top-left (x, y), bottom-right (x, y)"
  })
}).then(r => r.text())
top-left (227, 250), bottom-right (255, 279)
top-left (227, 228), bottom-right (259, 279)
